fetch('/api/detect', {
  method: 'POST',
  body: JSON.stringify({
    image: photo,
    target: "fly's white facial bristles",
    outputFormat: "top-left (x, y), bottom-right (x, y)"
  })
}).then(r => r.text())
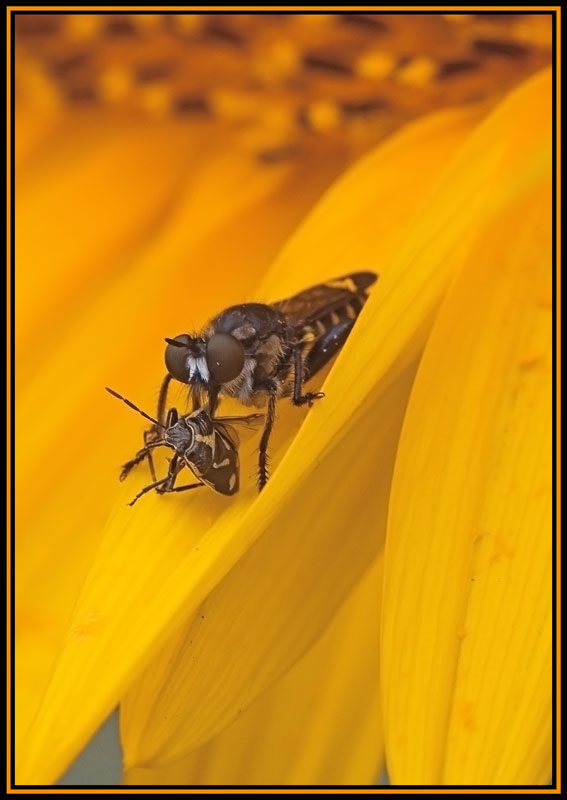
top-left (186, 356), bottom-right (210, 382)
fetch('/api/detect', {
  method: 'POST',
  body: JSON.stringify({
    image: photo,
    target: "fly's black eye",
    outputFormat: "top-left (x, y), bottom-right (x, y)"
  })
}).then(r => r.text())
top-left (206, 333), bottom-right (245, 384)
top-left (165, 334), bottom-right (193, 382)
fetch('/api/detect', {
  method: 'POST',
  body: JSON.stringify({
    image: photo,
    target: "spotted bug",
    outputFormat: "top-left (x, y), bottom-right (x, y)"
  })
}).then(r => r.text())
top-left (106, 388), bottom-right (261, 504)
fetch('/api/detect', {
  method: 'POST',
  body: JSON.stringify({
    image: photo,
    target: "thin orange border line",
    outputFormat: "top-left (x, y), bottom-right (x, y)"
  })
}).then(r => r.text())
top-left (6, 4), bottom-right (12, 796)
top-left (554, 6), bottom-right (561, 794)
top-left (7, 6), bottom-right (560, 793)
top-left (5, 5), bottom-right (564, 11)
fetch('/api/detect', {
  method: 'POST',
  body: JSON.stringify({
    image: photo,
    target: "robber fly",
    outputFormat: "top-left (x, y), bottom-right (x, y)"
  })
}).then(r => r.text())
top-left (106, 388), bottom-right (261, 504)
top-left (153, 271), bottom-right (377, 489)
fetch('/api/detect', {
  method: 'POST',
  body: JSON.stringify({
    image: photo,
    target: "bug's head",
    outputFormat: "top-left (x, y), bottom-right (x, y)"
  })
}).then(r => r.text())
top-left (165, 333), bottom-right (245, 386)
top-left (164, 416), bottom-right (195, 454)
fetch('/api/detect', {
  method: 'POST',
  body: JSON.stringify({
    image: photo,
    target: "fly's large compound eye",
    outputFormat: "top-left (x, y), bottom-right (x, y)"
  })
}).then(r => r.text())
top-left (206, 333), bottom-right (245, 384)
top-left (165, 334), bottom-right (193, 382)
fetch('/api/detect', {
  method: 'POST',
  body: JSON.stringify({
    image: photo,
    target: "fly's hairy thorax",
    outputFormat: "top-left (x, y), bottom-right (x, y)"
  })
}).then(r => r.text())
top-left (207, 303), bottom-right (294, 406)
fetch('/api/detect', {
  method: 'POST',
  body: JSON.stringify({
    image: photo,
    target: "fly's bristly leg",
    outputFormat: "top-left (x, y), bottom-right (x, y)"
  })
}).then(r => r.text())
top-left (191, 387), bottom-right (204, 412)
top-left (156, 374), bottom-right (172, 426)
top-left (207, 386), bottom-right (220, 416)
top-left (292, 346), bottom-right (325, 407)
top-left (257, 382), bottom-right (278, 491)
top-left (130, 375), bottom-right (171, 482)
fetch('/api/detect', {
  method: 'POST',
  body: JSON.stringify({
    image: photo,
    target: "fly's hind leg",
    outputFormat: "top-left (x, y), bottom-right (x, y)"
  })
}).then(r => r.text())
top-left (292, 346), bottom-right (325, 407)
top-left (257, 382), bottom-right (278, 491)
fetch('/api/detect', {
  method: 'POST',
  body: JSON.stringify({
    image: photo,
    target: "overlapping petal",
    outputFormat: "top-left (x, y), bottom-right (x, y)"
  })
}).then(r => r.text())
top-left (16, 101), bottom-right (479, 784)
top-left (15, 124), bottom-right (339, 765)
top-left (16, 66), bottom-right (551, 785)
top-left (124, 554), bottom-right (384, 786)
top-left (381, 177), bottom-right (552, 785)
top-left (119, 69), bottom-right (550, 775)
top-left (118, 102), bottom-right (485, 773)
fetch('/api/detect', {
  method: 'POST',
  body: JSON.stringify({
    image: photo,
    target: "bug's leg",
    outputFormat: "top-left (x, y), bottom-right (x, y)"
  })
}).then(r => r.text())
top-left (258, 384), bottom-right (278, 491)
top-left (144, 375), bottom-right (172, 480)
top-left (168, 482), bottom-right (205, 493)
top-left (154, 453), bottom-right (182, 492)
top-left (141, 433), bottom-right (158, 482)
top-left (120, 448), bottom-right (150, 481)
top-left (128, 476), bottom-right (170, 506)
top-left (292, 346), bottom-right (325, 407)
top-left (120, 441), bottom-right (164, 481)
top-left (129, 450), bottom-right (180, 505)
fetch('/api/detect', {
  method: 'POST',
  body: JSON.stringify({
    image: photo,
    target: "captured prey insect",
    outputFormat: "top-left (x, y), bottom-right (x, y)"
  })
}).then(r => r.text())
top-left (161, 272), bottom-right (378, 490)
top-left (106, 388), bottom-right (262, 505)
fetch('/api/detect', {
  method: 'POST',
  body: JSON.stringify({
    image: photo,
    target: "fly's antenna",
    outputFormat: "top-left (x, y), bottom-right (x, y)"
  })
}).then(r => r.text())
top-left (165, 334), bottom-right (204, 351)
top-left (105, 387), bottom-right (164, 428)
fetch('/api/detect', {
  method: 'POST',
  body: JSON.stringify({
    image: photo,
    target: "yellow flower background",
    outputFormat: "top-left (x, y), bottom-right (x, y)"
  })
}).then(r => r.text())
top-left (14, 12), bottom-right (554, 786)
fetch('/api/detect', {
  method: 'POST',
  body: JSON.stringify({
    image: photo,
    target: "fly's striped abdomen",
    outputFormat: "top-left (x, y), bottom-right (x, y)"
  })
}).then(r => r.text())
top-left (297, 273), bottom-right (377, 380)
top-left (313, 293), bottom-right (365, 332)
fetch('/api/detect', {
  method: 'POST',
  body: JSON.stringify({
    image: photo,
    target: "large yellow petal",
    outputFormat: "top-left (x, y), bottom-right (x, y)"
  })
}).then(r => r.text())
top-left (124, 554), bottom-right (384, 786)
top-left (16, 138), bottom-right (336, 758)
top-left (120, 106), bottom-right (482, 769)
top-left (121, 70), bottom-right (550, 772)
top-left (15, 113), bottom-right (209, 361)
top-left (18, 67), bottom-right (549, 784)
top-left (381, 175), bottom-right (552, 785)
top-left (17, 102), bottom-right (474, 784)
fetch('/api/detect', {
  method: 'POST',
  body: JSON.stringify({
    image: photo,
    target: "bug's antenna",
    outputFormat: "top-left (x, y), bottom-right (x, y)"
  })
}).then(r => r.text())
top-left (165, 337), bottom-right (187, 348)
top-left (105, 387), bottom-right (164, 428)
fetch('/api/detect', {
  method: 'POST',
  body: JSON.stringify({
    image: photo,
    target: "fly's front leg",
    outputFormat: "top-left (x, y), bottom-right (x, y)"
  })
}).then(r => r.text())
top-left (206, 386), bottom-right (220, 416)
top-left (257, 381), bottom-right (278, 491)
top-left (292, 346), bottom-right (325, 407)
top-left (144, 374), bottom-right (173, 480)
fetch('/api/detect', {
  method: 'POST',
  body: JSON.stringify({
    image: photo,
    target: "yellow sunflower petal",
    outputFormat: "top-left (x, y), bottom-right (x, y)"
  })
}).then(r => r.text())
top-left (18, 66), bottom-right (549, 784)
top-left (124, 554), bottom-right (384, 786)
top-left (120, 70), bottom-right (550, 771)
top-left (120, 107), bottom-right (483, 769)
top-left (16, 139), bottom-right (335, 764)
top-left (381, 174), bottom-right (552, 785)
top-left (17, 102), bottom-right (476, 784)
top-left (15, 113), bottom-right (208, 358)
top-left (120, 361), bottom-right (414, 770)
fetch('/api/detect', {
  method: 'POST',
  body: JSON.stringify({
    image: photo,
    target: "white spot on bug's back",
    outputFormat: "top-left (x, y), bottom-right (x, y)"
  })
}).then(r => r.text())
top-left (229, 473), bottom-right (237, 491)
top-left (214, 458), bottom-right (230, 468)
